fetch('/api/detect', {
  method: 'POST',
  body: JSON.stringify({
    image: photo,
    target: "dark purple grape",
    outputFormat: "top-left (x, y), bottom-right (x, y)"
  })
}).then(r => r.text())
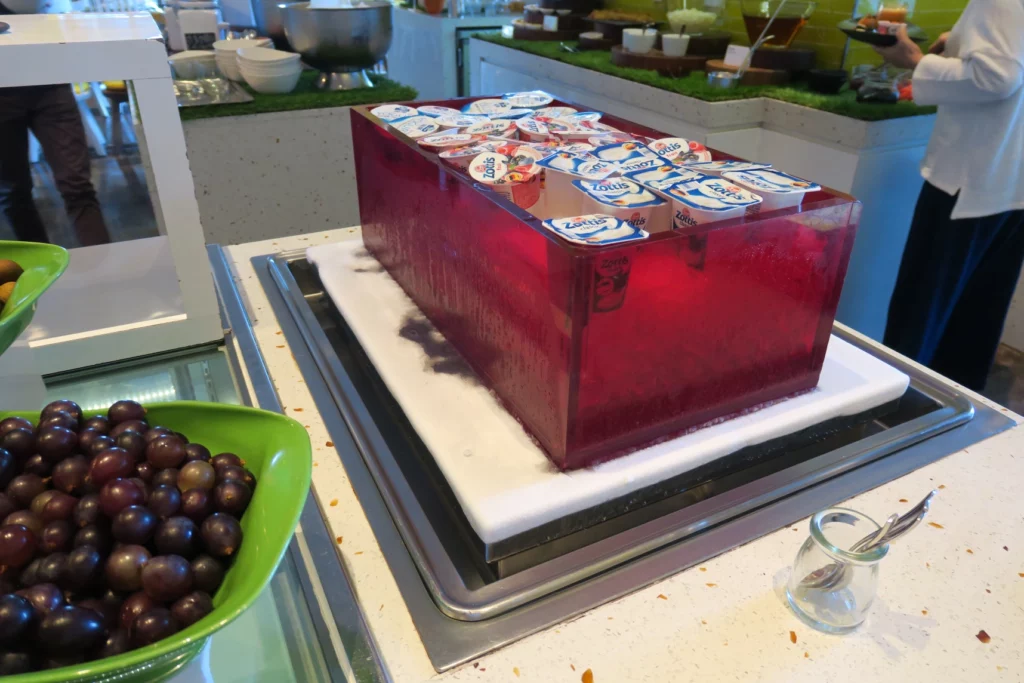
top-left (30, 490), bottom-right (59, 517)
top-left (184, 443), bottom-right (211, 463)
top-left (6, 474), bottom-right (45, 508)
top-left (200, 514), bottom-right (242, 558)
top-left (97, 628), bottom-right (131, 658)
top-left (170, 590), bottom-right (213, 628)
top-left (76, 427), bottom-right (105, 454)
top-left (154, 517), bottom-right (199, 558)
top-left (189, 555), bottom-right (225, 594)
top-left (143, 427), bottom-right (172, 444)
top-left (0, 417), bottom-right (32, 436)
top-left (0, 449), bottom-right (16, 489)
top-left (0, 428), bottom-right (35, 460)
top-left (216, 464), bottom-right (248, 485)
top-left (53, 455), bottom-right (89, 495)
top-left (41, 492), bottom-right (77, 523)
top-left (42, 400), bottom-right (82, 423)
top-left (17, 583), bottom-right (63, 616)
top-left (62, 545), bottom-right (104, 591)
top-left (129, 477), bottom-right (150, 503)
top-left (0, 493), bottom-right (15, 521)
top-left (141, 555), bottom-right (193, 602)
top-left (39, 411), bottom-right (78, 433)
top-left (149, 486), bottom-right (181, 519)
top-left (214, 481), bottom-right (252, 518)
top-left (130, 607), bottom-right (178, 648)
top-left (22, 454), bottom-right (50, 477)
top-left (3, 511), bottom-right (41, 536)
top-left (178, 461), bottom-right (216, 492)
top-left (76, 596), bottom-right (119, 631)
top-left (0, 651), bottom-right (33, 674)
top-left (108, 400), bottom-right (146, 425)
top-left (112, 506), bottom-right (157, 545)
top-left (119, 591), bottom-right (158, 630)
top-left (38, 604), bottom-right (105, 654)
top-left (147, 436), bottom-right (187, 470)
top-left (90, 447), bottom-right (135, 488)
top-left (73, 525), bottom-right (111, 554)
top-left (37, 553), bottom-right (66, 583)
top-left (135, 461), bottom-right (155, 484)
top-left (82, 416), bottom-right (110, 434)
top-left (211, 453), bottom-right (242, 472)
top-left (153, 468), bottom-right (179, 489)
top-left (36, 426), bottom-right (78, 463)
top-left (0, 594), bottom-right (34, 643)
top-left (41, 522), bottom-right (73, 553)
top-left (72, 494), bottom-right (101, 528)
top-left (0, 524), bottom-right (36, 567)
top-left (172, 432), bottom-right (190, 444)
top-left (115, 431), bottom-right (147, 460)
top-left (110, 419), bottom-right (148, 440)
top-left (99, 478), bottom-right (145, 518)
top-left (105, 545), bottom-right (150, 592)
top-left (88, 434), bottom-right (117, 458)
top-left (180, 489), bottom-right (213, 523)
top-left (19, 558), bottom-right (42, 587)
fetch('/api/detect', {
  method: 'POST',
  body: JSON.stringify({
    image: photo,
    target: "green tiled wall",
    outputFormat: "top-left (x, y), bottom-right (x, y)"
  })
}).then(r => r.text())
top-left (605, 0), bottom-right (966, 68)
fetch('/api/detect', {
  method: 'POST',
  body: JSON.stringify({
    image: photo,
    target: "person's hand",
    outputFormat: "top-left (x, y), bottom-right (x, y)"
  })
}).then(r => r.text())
top-left (872, 26), bottom-right (924, 69)
top-left (928, 31), bottom-right (951, 55)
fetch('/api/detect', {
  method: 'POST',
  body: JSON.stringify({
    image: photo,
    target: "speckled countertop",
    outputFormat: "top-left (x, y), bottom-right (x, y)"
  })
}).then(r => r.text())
top-left (226, 228), bottom-right (1024, 683)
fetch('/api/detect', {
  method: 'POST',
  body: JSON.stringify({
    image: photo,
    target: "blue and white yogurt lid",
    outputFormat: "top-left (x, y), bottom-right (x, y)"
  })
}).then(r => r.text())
top-left (721, 169), bottom-right (821, 195)
top-left (592, 141), bottom-right (657, 164)
top-left (664, 177), bottom-right (762, 211)
top-left (501, 90), bottom-right (555, 108)
top-left (624, 165), bottom-right (707, 193)
top-left (536, 153), bottom-right (617, 180)
top-left (370, 104), bottom-right (418, 122)
top-left (541, 214), bottom-right (649, 246)
top-left (573, 178), bottom-right (666, 208)
top-left (535, 106), bottom-right (578, 119)
top-left (462, 98), bottom-right (512, 115)
top-left (685, 160), bottom-right (773, 174)
top-left (417, 105), bottom-right (461, 118)
top-left (392, 116), bottom-right (441, 139)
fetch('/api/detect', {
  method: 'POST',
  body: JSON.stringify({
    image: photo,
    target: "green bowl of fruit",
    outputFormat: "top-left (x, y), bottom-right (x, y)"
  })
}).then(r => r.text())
top-left (0, 400), bottom-right (312, 681)
top-left (0, 241), bottom-right (70, 358)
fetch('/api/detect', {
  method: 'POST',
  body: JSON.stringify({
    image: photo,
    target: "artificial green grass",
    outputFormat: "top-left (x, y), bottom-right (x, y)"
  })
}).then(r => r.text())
top-left (178, 72), bottom-right (418, 121)
top-left (479, 36), bottom-right (936, 122)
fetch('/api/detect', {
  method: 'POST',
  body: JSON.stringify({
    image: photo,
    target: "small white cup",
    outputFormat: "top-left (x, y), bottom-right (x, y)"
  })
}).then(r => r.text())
top-left (662, 33), bottom-right (690, 57)
top-left (622, 28), bottom-right (657, 55)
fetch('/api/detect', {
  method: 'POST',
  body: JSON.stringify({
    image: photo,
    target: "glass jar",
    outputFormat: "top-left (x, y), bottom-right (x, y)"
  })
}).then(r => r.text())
top-left (785, 507), bottom-right (889, 633)
top-left (739, 0), bottom-right (816, 48)
top-left (855, 0), bottom-right (915, 21)
top-left (665, 0), bottom-right (726, 36)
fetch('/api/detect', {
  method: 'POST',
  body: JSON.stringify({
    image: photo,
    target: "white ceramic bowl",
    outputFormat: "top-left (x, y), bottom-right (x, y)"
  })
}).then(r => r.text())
top-left (661, 33), bottom-right (691, 57)
top-left (212, 37), bottom-right (273, 52)
top-left (168, 50), bottom-right (217, 80)
top-left (215, 53), bottom-right (244, 82)
top-left (622, 28), bottom-right (657, 54)
top-left (239, 63), bottom-right (302, 93)
top-left (236, 46), bottom-right (302, 64)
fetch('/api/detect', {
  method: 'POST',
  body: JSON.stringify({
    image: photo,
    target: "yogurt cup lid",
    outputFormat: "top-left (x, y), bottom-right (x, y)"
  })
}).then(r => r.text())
top-left (573, 178), bottom-right (666, 208)
top-left (417, 132), bottom-right (487, 149)
top-left (465, 119), bottom-right (516, 137)
top-left (592, 141), bottom-right (657, 164)
top-left (686, 160), bottom-right (773, 174)
top-left (624, 165), bottom-right (707, 193)
top-left (434, 113), bottom-right (489, 129)
top-left (649, 137), bottom-right (699, 161)
top-left (542, 214), bottom-right (649, 246)
top-left (501, 90), bottom-right (554, 108)
top-left (515, 117), bottom-right (550, 137)
top-left (722, 169), bottom-right (820, 195)
top-left (588, 133), bottom-right (635, 146)
top-left (563, 111), bottom-right (602, 123)
top-left (618, 155), bottom-right (668, 174)
top-left (393, 116), bottom-right (441, 139)
top-left (492, 108), bottom-right (536, 120)
top-left (494, 143), bottom-right (546, 169)
top-left (537, 152), bottom-right (617, 180)
top-left (469, 153), bottom-right (509, 184)
top-left (371, 104), bottom-right (418, 122)
top-left (665, 178), bottom-right (762, 211)
top-left (439, 141), bottom-right (502, 159)
top-left (417, 105), bottom-right (461, 118)
top-left (462, 98), bottom-right (512, 115)
top-left (535, 106), bottom-right (578, 119)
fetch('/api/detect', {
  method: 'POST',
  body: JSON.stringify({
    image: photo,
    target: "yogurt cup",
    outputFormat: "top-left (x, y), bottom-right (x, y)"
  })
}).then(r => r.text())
top-left (462, 98), bottom-right (512, 115)
top-left (417, 105), bottom-right (461, 118)
top-left (535, 106), bottom-right (578, 119)
top-left (592, 141), bottom-right (657, 165)
top-left (465, 118), bottom-right (516, 139)
top-left (536, 152), bottom-right (618, 218)
top-left (434, 113), bottom-right (488, 131)
top-left (392, 116), bottom-right (441, 139)
top-left (556, 142), bottom-right (595, 155)
top-left (664, 177), bottom-right (762, 229)
top-left (624, 165), bottom-right (707, 198)
top-left (563, 111), bottom-right (602, 123)
top-left (515, 117), bottom-right (551, 142)
top-left (438, 141), bottom-right (502, 169)
top-left (501, 90), bottom-right (554, 109)
top-left (649, 137), bottom-right (713, 163)
top-left (684, 160), bottom-right (773, 175)
top-left (492, 108), bottom-right (536, 120)
top-left (370, 104), bottom-right (418, 122)
top-left (417, 132), bottom-right (487, 151)
top-left (541, 214), bottom-right (649, 246)
top-left (573, 177), bottom-right (669, 232)
top-left (721, 169), bottom-right (820, 211)
top-left (469, 152), bottom-right (542, 210)
top-left (618, 155), bottom-right (669, 175)
top-left (588, 133), bottom-right (635, 146)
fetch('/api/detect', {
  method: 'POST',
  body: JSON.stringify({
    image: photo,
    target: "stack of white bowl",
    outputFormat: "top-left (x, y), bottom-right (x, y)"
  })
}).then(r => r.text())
top-left (213, 38), bottom-right (273, 82)
top-left (236, 46), bottom-right (303, 94)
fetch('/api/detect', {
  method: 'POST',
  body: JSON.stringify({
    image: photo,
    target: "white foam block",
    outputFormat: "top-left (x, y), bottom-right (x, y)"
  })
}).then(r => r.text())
top-left (308, 241), bottom-right (910, 545)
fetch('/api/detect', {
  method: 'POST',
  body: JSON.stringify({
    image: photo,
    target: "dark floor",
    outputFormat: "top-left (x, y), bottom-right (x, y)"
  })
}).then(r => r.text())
top-left (981, 344), bottom-right (1024, 414)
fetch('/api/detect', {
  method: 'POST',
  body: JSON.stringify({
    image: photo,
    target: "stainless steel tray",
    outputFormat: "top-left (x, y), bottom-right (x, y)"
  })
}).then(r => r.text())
top-left (256, 246), bottom-right (1016, 671)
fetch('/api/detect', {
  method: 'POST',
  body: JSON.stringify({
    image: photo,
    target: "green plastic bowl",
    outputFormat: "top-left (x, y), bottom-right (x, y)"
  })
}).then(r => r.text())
top-left (0, 402), bottom-right (312, 682)
top-left (0, 241), bottom-right (70, 357)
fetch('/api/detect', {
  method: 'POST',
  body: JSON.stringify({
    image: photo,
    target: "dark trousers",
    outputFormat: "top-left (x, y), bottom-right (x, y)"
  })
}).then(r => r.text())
top-left (0, 84), bottom-right (110, 246)
top-left (884, 182), bottom-right (1024, 391)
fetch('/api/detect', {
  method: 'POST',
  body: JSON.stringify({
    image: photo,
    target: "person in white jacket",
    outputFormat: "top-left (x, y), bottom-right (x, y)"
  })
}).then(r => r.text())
top-left (874, 0), bottom-right (1024, 390)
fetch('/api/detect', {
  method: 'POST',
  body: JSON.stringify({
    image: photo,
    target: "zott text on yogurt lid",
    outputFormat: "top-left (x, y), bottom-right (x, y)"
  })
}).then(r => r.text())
top-left (417, 132), bottom-right (487, 150)
top-left (501, 90), bottom-right (555, 108)
top-left (542, 214), bottom-right (649, 246)
top-left (462, 98), bottom-right (512, 115)
top-left (469, 152), bottom-right (509, 184)
top-left (665, 177), bottom-right (762, 212)
top-left (434, 113), bottom-right (488, 130)
top-left (618, 155), bottom-right (668, 174)
top-left (468, 151), bottom-right (541, 209)
top-left (649, 137), bottom-right (699, 161)
top-left (685, 160), bottom-right (773, 175)
top-left (417, 105), bottom-right (461, 118)
top-left (465, 118), bottom-right (516, 138)
top-left (392, 115), bottom-right (441, 139)
top-left (515, 116), bottom-right (551, 142)
top-left (537, 153), bottom-right (617, 180)
top-left (574, 178), bottom-right (665, 208)
top-left (535, 106), bottom-right (578, 119)
top-left (370, 104), bottom-right (418, 122)
top-left (721, 169), bottom-right (820, 195)
top-left (592, 141), bottom-right (658, 164)
top-left (624, 165), bottom-right (707, 196)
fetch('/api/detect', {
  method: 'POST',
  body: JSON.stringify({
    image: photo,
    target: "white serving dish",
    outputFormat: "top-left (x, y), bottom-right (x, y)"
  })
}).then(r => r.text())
top-left (239, 62), bottom-right (301, 93)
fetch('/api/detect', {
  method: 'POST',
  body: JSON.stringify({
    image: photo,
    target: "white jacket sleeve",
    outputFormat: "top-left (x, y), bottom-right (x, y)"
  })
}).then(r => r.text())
top-left (912, 0), bottom-right (1024, 105)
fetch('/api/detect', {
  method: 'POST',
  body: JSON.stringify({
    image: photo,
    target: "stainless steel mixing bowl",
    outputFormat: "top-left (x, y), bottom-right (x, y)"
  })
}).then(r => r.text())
top-left (250, 0), bottom-right (300, 51)
top-left (281, 1), bottom-right (393, 90)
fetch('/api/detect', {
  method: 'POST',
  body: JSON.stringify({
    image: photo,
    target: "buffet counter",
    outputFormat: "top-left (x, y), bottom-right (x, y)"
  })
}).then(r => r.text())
top-left (467, 36), bottom-right (936, 342)
top-left (219, 228), bottom-right (1024, 683)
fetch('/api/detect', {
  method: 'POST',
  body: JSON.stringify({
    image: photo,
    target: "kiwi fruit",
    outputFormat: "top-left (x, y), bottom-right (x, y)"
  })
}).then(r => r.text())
top-left (0, 259), bottom-right (23, 285)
